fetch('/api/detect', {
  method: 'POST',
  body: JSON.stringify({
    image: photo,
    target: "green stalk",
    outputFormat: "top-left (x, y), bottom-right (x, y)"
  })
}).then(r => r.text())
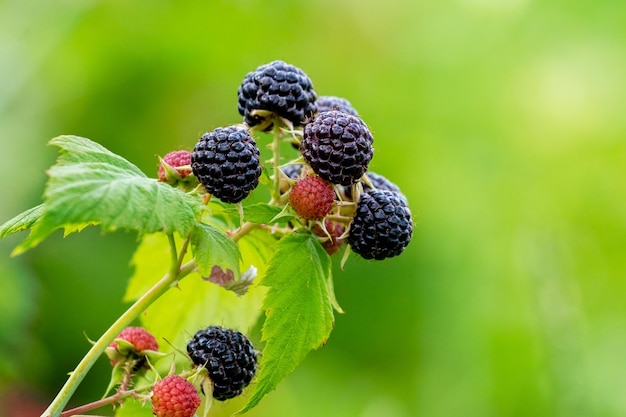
top-left (40, 236), bottom-right (196, 417)
top-left (270, 125), bottom-right (283, 204)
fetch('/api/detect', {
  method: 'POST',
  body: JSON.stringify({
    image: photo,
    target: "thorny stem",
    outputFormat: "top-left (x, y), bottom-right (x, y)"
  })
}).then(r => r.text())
top-left (59, 389), bottom-right (135, 417)
top-left (40, 236), bottom-right (196, 417)
top-left (60, 363), bottom-right (139, 417)
top-left (230, 221), bottom-right (260, 242)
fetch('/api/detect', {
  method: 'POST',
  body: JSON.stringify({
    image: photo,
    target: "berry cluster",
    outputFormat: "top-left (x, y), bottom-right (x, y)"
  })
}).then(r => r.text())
top-left (102, 325), bottom-right (257, 416)
top-left (157, 59), bottom-right (413, 261)
top-left (7, 60), bottom-right (416, 417)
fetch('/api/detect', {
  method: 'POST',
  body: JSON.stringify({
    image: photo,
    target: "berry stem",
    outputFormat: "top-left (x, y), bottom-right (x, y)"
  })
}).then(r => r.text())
top-left (59, 366), bottom-right (141, 417)
top-left (40, 237), bottom-right (196, 417)
top-left (269, 125), bottom-right (283, 204)
top-left (229, 221), bottom-right (260, 242)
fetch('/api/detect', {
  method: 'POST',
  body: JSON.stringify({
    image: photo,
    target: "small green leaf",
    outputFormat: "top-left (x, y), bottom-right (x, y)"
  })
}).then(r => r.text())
top-left (0, 204), bottom-right (44, 238)
top-left (222, 203), bottom-right (295, 225)
top-left (191, 222), bottom-right (241, 279)
top-left (13, 136), bottom-right (204, 253)
top-left (240, 233), bottom-right (334, 413)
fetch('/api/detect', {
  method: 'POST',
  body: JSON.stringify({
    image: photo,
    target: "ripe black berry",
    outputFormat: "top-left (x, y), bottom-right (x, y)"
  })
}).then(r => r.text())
top-left (347, 189), bottom-right (412, 260)
top-left (281, 163), bottom-right (303, 180)
top-left (343, 172), bottom-right (407, 203)
top-left (316, 96), bottom-right (358, 116)
top-left (301, 110), bottom-right (374, 185)
top-left (191, 125), bottom-right (262, 204)
top-left (186, 325), bottom-right (257, 401)
top-left (237, 60), bottom-right (317, 130)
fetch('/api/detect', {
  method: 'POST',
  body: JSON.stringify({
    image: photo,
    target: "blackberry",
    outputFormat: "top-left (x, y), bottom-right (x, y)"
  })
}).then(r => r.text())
top-left (365, 172), bottom-right (402, 194)
top-left (237, 60), bottom-right (317, 130)
top-left (186, 325), bottom-right (257, 401)
top-left (191, 125), bottom-right (262, 204)
top-left (343, 172), bottom-right (408, 203)
top-left (347, 189), bottom-right (412, 260)
top-left (316, 96), bottom-right (358, 116)
top-left (281, 163), bottom-right (303, 180)
top-left (301, 110), bottom-right (374, 185)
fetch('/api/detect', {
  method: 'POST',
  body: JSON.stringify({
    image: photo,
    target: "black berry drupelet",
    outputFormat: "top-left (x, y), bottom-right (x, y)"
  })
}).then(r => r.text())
top-left (191, 125), bottom-right (262, 204)
top-left (316, 96), bottom-right (359, 116)
top-left (301, 110), bottom-right (374, 186)
top-left (237, 60), bottom-right (317, 130)
top-left (281, 163), bottom-right (303, 180)
top-left (187, 325), bottom-right (257, 401)
top-left (347, 189), bottom-right (413, 260)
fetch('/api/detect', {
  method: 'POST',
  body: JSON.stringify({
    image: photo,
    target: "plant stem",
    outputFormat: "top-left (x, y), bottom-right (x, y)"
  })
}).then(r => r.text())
top-left (40, 257), bottom-right (196, 417)
top-left (59, 388), bottom-right (135, 417)
top-left (270, 125), bottom-right (283, 204)
top-left (229, 221), bottom-right (260, 242)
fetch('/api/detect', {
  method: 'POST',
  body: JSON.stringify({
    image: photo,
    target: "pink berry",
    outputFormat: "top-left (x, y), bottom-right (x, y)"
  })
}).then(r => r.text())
top-left (158, 150), bottom-right (192, 182)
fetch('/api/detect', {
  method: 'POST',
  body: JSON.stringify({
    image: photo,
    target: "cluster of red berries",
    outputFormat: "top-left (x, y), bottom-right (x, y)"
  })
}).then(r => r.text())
top-left (106, 325), bottom-right (257, 417)
top-left (157, 60), bottom-right (413, 260)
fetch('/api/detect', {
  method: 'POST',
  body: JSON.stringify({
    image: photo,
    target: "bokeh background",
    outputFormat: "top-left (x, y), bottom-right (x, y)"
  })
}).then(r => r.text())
top-left (1, 0), bottom-right (626, 416)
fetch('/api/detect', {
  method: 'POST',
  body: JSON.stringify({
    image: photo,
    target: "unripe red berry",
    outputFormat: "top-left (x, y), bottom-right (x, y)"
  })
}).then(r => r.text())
top-left (158, 150), bottom-right (192, 182)
top-left (107, 326), bottom-right (159, 368)
top-left (289, 176), bottom-right (335, 220)
top-left (110, 326), bottom-right (159, 352)
top-left (152, 375), bottom-right (201, 417)
top-left (312, 220), bottom-right (345, 255)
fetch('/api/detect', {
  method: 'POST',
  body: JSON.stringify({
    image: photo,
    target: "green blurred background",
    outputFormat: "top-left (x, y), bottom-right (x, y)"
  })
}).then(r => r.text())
top-left (1, 0), bottom-right (625, 416)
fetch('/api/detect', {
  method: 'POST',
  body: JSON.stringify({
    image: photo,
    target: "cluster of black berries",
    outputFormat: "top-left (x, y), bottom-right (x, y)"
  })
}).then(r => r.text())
top-left (237, 60), bottom-right (412, 260)
top-left (163, 60), bottom-right (412, 260)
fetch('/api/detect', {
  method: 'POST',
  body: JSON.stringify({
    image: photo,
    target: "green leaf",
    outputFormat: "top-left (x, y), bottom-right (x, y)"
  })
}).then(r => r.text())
top-left (125, 229), bottom-right (274, 356)
top-left (240, 233), bottom-right (334, 413)
top-left (14, 136), bottom-right (204, 253)
top-left (124, 233), bottom-right (180, 302)
top-left (0, 204), bottom-right (44, 238)
top-left (115, 397), bottom-right (151, 417)
top-left (222, 203), bottom-right (295, 225)
top-left (191, 222), bottom-right (241, 279)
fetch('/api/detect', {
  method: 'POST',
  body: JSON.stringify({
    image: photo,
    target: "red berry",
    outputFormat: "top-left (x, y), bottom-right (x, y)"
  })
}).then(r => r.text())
top-left (289, 176), bottom-right (335, 220)
top-left (110, 326), bottom-right (159, 353)
top-left (107, 326), bottom-right (159, 367)
top-left (152, 375), bottom-right (201, 417)
top-left (312, 220), bottom-right (345, 255)
top-left (158, 150), bottom-right (192, 182)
